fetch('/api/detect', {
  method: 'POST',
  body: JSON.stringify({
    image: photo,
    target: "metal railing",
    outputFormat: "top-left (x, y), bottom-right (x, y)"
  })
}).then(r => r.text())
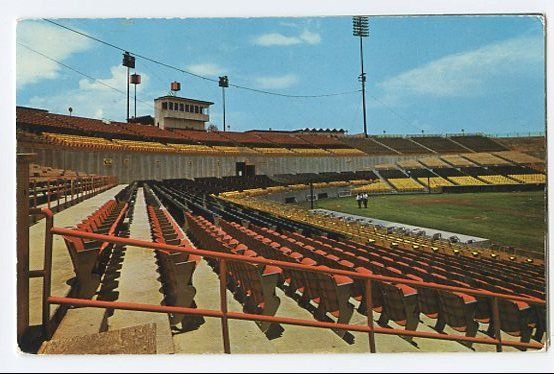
top-left (44, 227), bottom-right (545, 353)
top-left (29, 176), bottom-right (117, 220)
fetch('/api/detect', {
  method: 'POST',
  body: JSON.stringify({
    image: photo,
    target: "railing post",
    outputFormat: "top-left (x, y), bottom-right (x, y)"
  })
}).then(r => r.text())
top-left (16, 153), bottom-right (35, 346)
top-left (364, 279), bottom-right (377, 353)
top-left (219, 259), bottom-right (231, 354)
top-left (46, 179), bottom-right (51, 209)
top-left (492, 297), bottom-right (503, 352)
top-left (42, 209), bottom-right (54, 339)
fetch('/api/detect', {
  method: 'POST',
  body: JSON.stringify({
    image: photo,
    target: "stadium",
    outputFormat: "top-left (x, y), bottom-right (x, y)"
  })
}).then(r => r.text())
top-left (14, 16), bottom-right (547, 355)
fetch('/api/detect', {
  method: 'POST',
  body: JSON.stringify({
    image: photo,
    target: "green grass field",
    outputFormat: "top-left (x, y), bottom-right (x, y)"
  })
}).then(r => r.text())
top-left (304, 191), bottom-right (546, 253)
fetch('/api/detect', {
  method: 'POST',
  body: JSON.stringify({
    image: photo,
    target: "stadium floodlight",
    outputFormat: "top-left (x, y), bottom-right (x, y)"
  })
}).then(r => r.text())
top-left (219, 76), bottom-right (229, 132)
top-left (130, 73), bottom-right (141, 118)
top-left (353, 16), bottom-right (369, 138)
top-left (122, 52), bottom-right (136, 122)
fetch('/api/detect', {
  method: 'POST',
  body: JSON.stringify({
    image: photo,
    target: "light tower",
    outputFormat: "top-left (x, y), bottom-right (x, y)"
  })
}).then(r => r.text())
top-left (122, 51), bottom-right (136, 122)
top-left (130, 73), bottom-right (141, 118)
top-left (219, 76), bottom-right (229, 131)
top-left (353, 16), bottom-right (369, 138)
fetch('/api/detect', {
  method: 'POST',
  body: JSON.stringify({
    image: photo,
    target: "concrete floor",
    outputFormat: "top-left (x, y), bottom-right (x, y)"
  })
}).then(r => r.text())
top-left (28, 184), bottom-right (127, 328)
top-left (31, 184), bottom-right (537, 354)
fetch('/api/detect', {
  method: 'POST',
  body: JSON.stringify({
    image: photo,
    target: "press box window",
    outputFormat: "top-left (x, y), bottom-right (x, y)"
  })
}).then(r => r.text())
top-left (162, 102), bottom-right (168, 110)
top-left (168, 102), bottom-right (174, 110)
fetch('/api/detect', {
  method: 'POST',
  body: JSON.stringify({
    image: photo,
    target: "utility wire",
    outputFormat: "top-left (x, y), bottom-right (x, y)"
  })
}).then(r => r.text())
top-left (43, 18), bottom-right (362, 99)
top-left (18, 42), bottom-right (154, 111)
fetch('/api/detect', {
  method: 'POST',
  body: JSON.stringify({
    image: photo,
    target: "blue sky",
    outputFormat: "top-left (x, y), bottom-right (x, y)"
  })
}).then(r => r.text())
top-left (16, 15), bottom-right (545, 135)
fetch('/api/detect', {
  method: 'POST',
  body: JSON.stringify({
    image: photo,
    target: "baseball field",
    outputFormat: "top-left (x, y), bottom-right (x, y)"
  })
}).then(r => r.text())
top-left (305, 191), bottom-right (546, 253)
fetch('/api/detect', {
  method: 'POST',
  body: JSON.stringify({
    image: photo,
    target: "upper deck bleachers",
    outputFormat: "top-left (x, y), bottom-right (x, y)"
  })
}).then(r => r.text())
top-left (418, 157), bottom-right (451, 169)
top-left (294, 134), bottom-right (346, 148)
top-left (441, 154), bottom-right (476, 167)
top-left (493, 151), bottom-right (544, 165)
top-left (461, 153), bottom-right (511, 166)
top-left (246, 131), bottom-right (314, 147)
top-left (339, 137), bottom-right (399, 155)
top-left (410, 136), bottom-right (469, 153)
top-left (372, 137), bottom-right (433, 154)
top-left (449, 135), bottom-right (508, 152)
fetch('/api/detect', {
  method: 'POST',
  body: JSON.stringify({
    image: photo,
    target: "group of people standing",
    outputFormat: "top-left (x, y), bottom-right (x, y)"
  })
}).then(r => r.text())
top-left (355, 192), bottom-right (369, 208)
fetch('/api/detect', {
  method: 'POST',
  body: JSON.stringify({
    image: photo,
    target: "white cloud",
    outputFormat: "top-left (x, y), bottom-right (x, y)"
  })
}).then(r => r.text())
top-left (27, 65), bottom-right (150, 121)
top-left (377, 35), bottom-right (543, 105)
top-left (185, 62), bottom-right (226, 77)
top-left (17, 20), bottom-right (93, 87)
top-left (252, 29), bottom-right (321, 46)
top-left (254, 74), bottom-right (298, 89)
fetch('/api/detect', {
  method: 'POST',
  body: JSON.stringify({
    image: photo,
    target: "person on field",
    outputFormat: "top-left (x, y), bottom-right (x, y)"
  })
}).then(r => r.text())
top-left (362, 192), bottom-right (369, 208)
top-left (356, 193), bottom-right (362, 208)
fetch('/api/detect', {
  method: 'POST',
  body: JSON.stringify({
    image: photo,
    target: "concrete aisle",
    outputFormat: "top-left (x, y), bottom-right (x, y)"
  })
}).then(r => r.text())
top-left (106, 187), bottom-right (175, 354)
top-left (29, 184), bottom-right (127, 328)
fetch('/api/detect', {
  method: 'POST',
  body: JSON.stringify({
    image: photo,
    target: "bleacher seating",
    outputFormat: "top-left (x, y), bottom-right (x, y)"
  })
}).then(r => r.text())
top-left (462, 153), bottom-right (511, 166)
top-left (478, 175), bottom-right (520, 185)
top-left (169, 144), bottom-right (218, 154)
top-left (509, 174), bottom-right (546, 184)
top-left (418, 176), bottom-right (453, 188)
top-left (441, 155), bottom-right (476, 167)
top-left (338, 137), bottom-right (399, 155)
top-left (43, 133), bottom-right (121, 150)
top-left (419, 157), bottom-right (450, 168)
top-left (494, 151), bottom-right (544, 165)
top-left (326, 148), bottom-right (367, 156)
top-left (449, 135), bottom-right (507, 152)
top-left (62, 185), bottom-right (135, 298)
top-left (410, 136), bottom-right (469, 153)
top-left (351, 180), bottom-right (392, 193)
top-left (205, 191), bottom-right (545, 345)
top-left (290, 148), bottom-right (330, 156)
top-left (144, 185), bottom-right (199, 327)
top-left (112, 139), bottom-right (176, 153)
top-left (252, 147), bottom-right (295, 155)
top-left (387, 178), bottom-right (426, 192)
top-left (371, 137), bottom-right (432, 154)
top-left (448, 176), bottom-right (488, 186)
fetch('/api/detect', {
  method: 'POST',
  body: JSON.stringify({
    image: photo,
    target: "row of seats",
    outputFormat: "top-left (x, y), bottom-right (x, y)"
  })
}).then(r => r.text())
top-left (387, 178), bottom-right (426, 192)
top-left (186, 212), bottom-right (282, 333)
top-left (62, 185), bottom-right (135, 298)
top-left (144, 185), bottom-right (199, 328)
top-left (168, 184), bottom-right (545, 347)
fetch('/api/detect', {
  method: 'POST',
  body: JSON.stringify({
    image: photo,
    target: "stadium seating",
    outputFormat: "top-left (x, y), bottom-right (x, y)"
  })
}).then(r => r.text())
top-left (169, 143), bottom-right (218, 154)
top-left (449, 135), bottom-right (508, 152)
top-left (326, 148), bottom-right (367, 156)
top-left (191, 190), bottom-right (545, 345)
top-left (62, 186), bottom-right (134, 298)
top-left (252, 147), bottom-right (295, 155)
top-left (447, 176), bottom-right (488, 186)
top-left (144, 186), bottom-right (199, 326)
top-left (351, 180), bottom-right (392, 193)
top-left (387, 178), bottom-right (426, 192)
top-left (462, 153), bottom-right (511, 166)
top-left (339, 137), bottom-right (399, 155)
top-left (371, 137), bottom-right (432, 154)
top-left (441, 155), bottom-right (476, 167)
top-left (417, 176), bottom-right (453, 188)
top-left (494, 151), bottom-right (544, 165)
top-left (509, 174), bottom-right (546, 184)
top-left (410, 136), bottom-right (469, 153)
top-left (290, 148), bottom-right (331, 156)
top-left (43, 133), bottom-right (121, 150)
top-left (185, 213), bottom-right (282, 332)
top-left (112, 139), bottom-right (176, 153)
top-left (478, 175), bottom-right (520, 185)
top-left (419, 157), bottom-right (450, 168)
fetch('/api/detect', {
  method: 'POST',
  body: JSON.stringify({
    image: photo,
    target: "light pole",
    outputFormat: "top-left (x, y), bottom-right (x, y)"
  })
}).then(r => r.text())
top-left (219, 76), bottom-right (229, 132)
top-left (130, 73), bottom-right (141, 118)
top-left (122, 52), bottom-right (136, 122)
top-left (353, 16), bottom-right (369, 138)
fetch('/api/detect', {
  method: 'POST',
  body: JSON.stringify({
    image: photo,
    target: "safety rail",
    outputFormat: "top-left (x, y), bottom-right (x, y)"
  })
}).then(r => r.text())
top-left (45, 227), bottom-right (545, 353)
top-left (29, 176), bottom-right (117, 221)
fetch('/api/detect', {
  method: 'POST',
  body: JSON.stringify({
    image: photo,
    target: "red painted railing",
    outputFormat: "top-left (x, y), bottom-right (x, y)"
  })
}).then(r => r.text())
top-left (48, 227), bottom-right (545, 353)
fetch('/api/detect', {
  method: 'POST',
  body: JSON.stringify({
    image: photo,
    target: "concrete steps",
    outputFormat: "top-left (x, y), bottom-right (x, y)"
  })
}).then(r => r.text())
top-left (105, 187), bottom-right (174, 354)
